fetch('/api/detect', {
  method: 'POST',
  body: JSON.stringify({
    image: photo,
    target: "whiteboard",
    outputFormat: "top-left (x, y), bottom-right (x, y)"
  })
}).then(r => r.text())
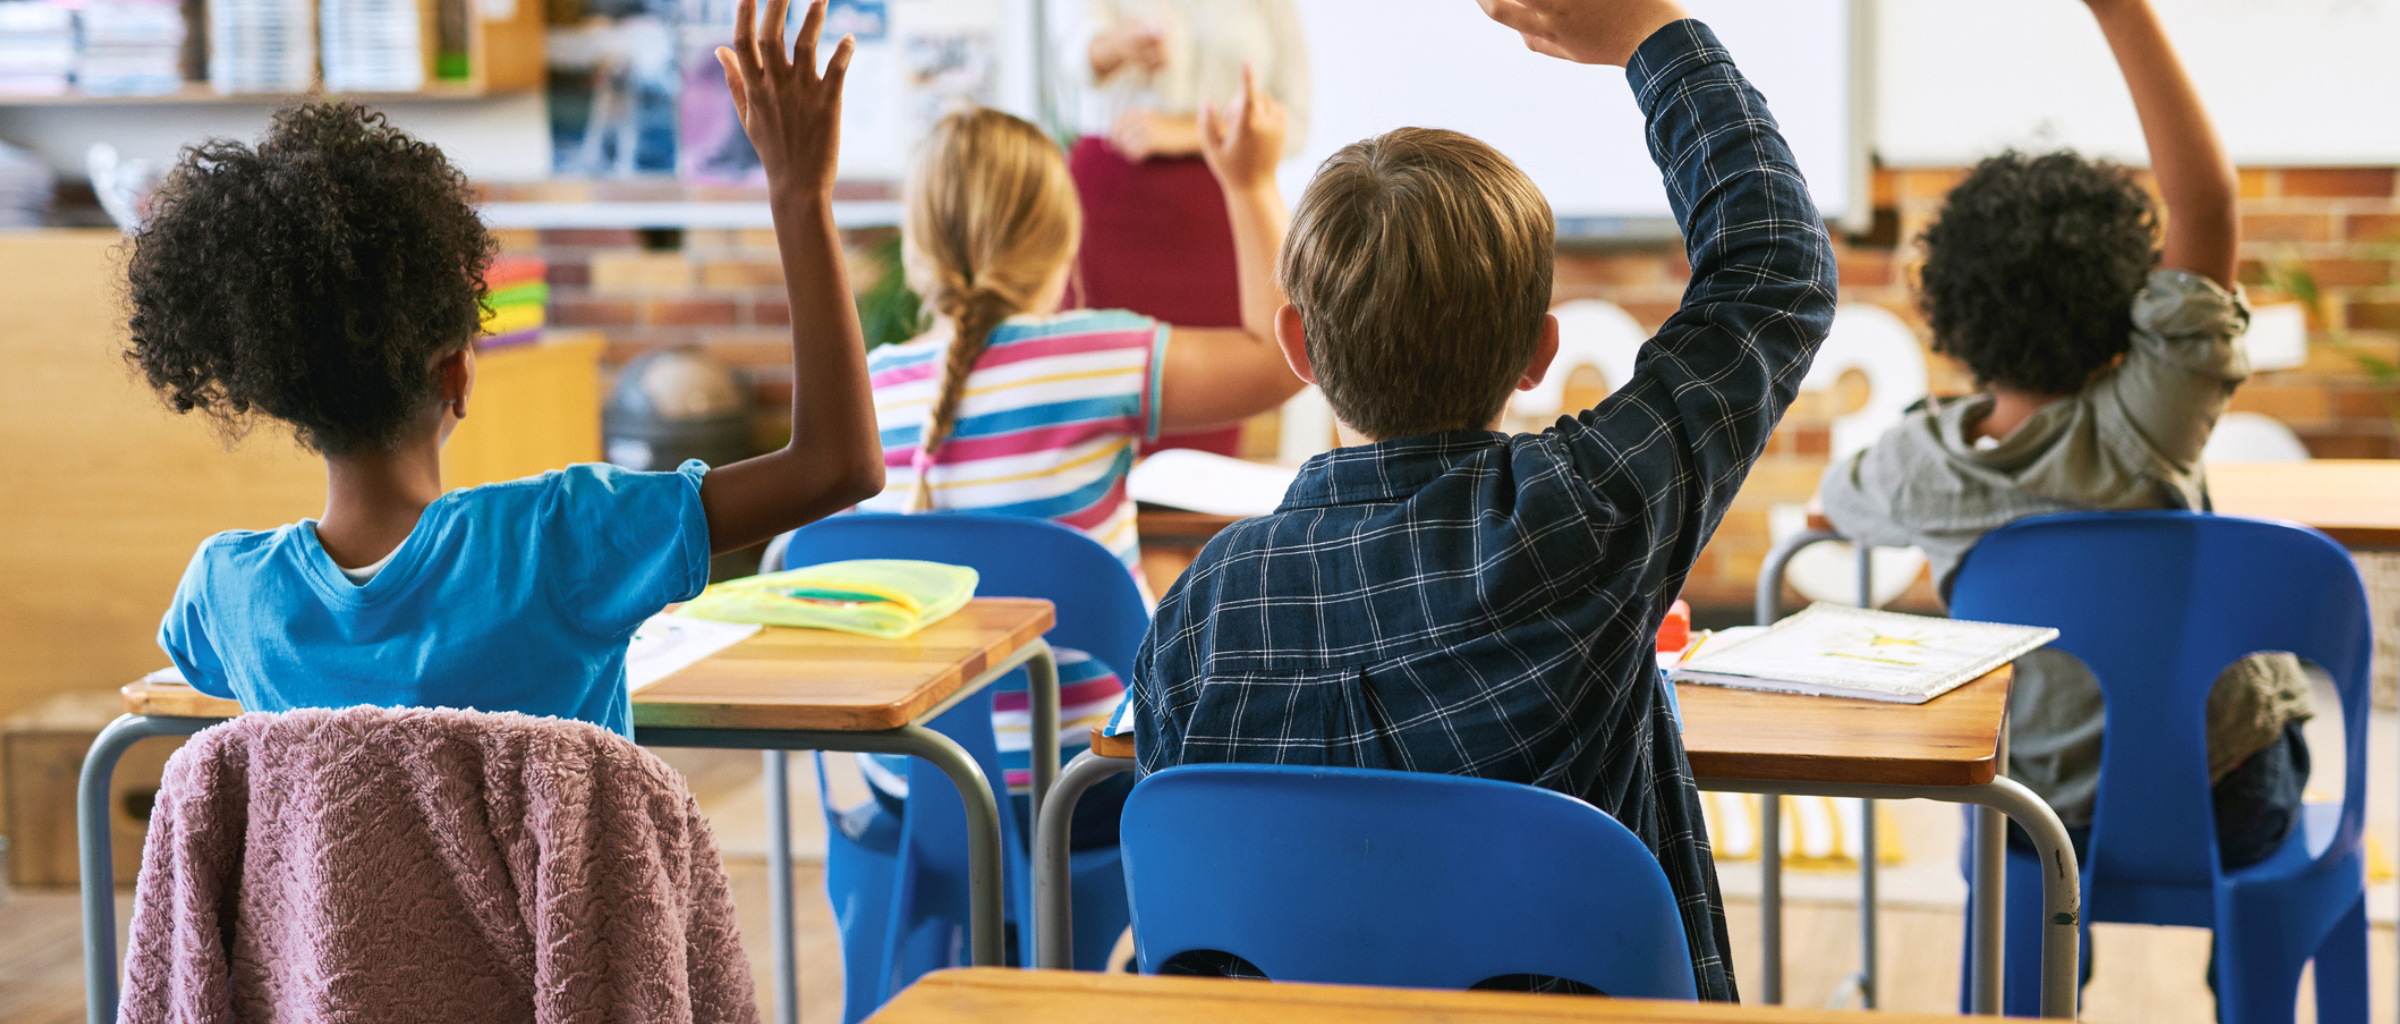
top-left (1878, 0), bottom-right (2400, 167)
top-left (1280, 0), bottom-right (1857, 226)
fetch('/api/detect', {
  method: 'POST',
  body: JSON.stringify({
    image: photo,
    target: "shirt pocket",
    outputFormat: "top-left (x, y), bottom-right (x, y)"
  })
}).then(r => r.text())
top-left (1175, 666), bottom-right (1406, 769)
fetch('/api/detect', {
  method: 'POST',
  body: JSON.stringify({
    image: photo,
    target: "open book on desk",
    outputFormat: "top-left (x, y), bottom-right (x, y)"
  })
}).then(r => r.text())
top-left (1670, 603), bottom-right (2056, 704)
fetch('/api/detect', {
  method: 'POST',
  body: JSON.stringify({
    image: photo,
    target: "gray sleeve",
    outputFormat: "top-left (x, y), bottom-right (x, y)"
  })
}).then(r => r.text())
top-left (1815, 438), bottom-right (1930, 553)
top-left (2099, 268), bottom-right (2253, 472)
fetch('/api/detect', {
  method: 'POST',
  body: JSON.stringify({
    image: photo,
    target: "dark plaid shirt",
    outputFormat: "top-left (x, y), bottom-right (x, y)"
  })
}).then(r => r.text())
top-left (1129, 21), bottom-right (1836, 1001)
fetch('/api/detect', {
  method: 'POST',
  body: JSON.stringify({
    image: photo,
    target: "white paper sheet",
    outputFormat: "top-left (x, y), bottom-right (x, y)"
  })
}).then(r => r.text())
top-left (1128, 449), bottom-right (1301, 519)
top-left (627, 612), bottom-right (762, 694)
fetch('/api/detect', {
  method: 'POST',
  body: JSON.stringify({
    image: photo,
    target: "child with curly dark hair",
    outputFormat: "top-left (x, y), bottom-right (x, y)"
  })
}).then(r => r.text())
top-left (138, 0), bottom-right (882, 737)
top-left (1817, 0), bottom-right (2310, 883)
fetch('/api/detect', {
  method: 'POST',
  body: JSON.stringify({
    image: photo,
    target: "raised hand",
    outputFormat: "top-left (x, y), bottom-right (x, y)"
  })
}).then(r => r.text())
top-left (1475, 0), bottom-right (1690, 68)
top-left (1197, 64), bottom-right (1287, 194)
top-left (715, 0), bottom-right (855, 201)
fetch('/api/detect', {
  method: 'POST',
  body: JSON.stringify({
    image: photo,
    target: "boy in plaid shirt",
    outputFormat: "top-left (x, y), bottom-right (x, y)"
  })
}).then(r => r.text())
top-left (1128, 0), bottom-right (1837, 999)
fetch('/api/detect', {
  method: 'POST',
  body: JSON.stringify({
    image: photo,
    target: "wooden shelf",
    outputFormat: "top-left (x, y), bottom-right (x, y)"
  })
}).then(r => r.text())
top-left (0, 0), bottom-right (542, 108)
top-left (0, 81), bottom-right (520, 106)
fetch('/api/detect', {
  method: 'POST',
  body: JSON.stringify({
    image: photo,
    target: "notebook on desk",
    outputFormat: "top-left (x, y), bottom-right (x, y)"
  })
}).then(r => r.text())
top-left (1670, 603), bottom-right (2055, 704)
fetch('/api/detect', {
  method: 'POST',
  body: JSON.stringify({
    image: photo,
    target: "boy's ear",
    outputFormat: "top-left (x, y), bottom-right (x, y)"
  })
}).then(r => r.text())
top-left (1516, 313), bottom-right (1561, 392)
top-left (439, 346), bottom-right (477, 419)
top-left (1274, 304), bottom-right (1318, 386)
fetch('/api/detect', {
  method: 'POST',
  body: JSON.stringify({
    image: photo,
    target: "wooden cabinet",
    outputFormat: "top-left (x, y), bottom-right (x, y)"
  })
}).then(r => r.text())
top-left (0, 230), bottom-right (601, 725)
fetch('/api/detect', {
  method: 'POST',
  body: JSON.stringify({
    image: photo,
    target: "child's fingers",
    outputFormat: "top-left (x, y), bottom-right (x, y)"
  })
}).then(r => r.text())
top-left (760, 0), bottom-right (794, 69)
top-left (1198, 99), bottom-right (1220, 154)
top-left (715, 46), bottom-right (750, 113)
top-left (1478, 0), bottom-right (1546, 38)
top-left (824, 33), bottom-right (856, 95)
top-left (794, 0), bottom-right (826, 74)
top-left (731, 0), bottom-right (757, 68)
top-left (1518, 30), bottom-right (1571, 61)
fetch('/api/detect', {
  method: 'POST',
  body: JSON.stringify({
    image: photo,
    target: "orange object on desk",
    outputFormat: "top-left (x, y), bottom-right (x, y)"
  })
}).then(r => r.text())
top-left (1657, 600), bottom-right (1691, 654)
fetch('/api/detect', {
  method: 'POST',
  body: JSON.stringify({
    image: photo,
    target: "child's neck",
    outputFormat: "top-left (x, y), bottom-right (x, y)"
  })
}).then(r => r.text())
top-left (318, 435), bottom-right (445, 570)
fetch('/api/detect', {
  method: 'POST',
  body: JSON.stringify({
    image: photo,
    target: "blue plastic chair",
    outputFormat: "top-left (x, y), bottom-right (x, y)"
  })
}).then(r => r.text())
top-left (1119, 763), bottom-right (1700, 998)
top-left (776, 513), bottom-right (1143, 1021)
top-left (1947, 511), bottom-right (2371, 1022)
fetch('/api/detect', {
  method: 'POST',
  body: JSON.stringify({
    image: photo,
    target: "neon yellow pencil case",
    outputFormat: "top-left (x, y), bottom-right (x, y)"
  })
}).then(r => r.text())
top-left (679, 559), bottom-right (979, 639)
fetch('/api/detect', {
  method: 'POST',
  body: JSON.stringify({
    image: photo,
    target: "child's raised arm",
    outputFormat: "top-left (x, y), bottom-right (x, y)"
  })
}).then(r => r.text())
top-left (1152, 65), bottom-right (1310, 432)
top-left (2087, 0), bottom-right (2237, 287)
top-left (699, 0), bottom-right (884, 553)
top-left (1481, 0), bottom-right (1837, 567)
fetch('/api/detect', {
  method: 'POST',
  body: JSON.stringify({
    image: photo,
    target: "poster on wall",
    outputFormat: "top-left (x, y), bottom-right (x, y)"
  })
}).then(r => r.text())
top-left (547, 0), bottom-right (682, 176)
top-left (547, 0), bottom-right (1010, 182)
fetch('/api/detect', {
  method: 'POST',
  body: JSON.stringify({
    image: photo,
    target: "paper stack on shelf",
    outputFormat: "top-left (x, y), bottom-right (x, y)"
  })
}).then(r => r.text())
top-left (76, 0), bottom-right (187, 96)
top-left (207, 0), bottom-right (314, 94)
top-left (320, 0), bottom-right (422, 92)
top-left (480, 255), bottom-right (548, 348)
top-left (0, 1), bottom-right (75, 95)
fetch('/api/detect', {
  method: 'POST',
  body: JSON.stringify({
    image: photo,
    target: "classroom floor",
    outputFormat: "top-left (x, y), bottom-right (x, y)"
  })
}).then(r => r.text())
top-left (4, 703), bottom-right (2397, 1023)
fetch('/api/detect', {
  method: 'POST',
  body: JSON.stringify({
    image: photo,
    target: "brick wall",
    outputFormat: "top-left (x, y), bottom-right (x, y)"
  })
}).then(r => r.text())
top-left (495, 165), bottom-right (2400, 613)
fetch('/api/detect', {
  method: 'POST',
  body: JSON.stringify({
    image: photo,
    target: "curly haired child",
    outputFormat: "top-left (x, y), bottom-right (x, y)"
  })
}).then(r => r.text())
top-left (1817, 0), bottom-right (2310, 882)
top-left (136, 0), bottom-right (882, 737)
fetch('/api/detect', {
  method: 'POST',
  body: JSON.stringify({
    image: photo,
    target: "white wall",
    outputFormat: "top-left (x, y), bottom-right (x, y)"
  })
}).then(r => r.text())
top-left (0, 91), bottom-right (551, 182)
top-left (1876, 0), bottom-right (2400, 168)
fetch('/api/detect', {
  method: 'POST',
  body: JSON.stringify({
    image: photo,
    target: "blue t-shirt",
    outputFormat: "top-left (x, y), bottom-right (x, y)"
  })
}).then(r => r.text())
top-left (158, 461), bottom-right (712, 738)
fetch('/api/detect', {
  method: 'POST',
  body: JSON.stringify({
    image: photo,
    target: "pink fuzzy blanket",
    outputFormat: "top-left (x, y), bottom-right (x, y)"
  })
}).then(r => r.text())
top-left (120, 707), bottom-right (759, 1023)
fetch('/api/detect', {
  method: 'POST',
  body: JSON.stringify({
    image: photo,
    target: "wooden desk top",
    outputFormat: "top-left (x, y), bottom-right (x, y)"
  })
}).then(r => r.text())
top-left (870, 968), bottom-right (1972, 1023)
top-left (1088, 666), bottom-right (2008, 789)
top-left (1676, 666), bottom-right (2007, 788)
top-left (1134, 506), bottom-right (1245, 544)
top-left (2206, 459), bottom-right (2400, 548)
top-left (119, 598), bottom-right (1055, 733)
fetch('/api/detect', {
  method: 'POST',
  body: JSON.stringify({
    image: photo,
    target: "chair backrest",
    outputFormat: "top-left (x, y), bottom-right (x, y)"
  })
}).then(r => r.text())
top-left (1118, 764), bottom-right (1699, 999)
top-left (774, 512), bottom-right (1150, 681)
top-left (1948, 511), bottom-right (2372, 889)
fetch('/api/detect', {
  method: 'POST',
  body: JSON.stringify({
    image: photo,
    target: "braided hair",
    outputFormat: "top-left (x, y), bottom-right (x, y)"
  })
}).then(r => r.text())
top-left (900, 109), bottom-right (1082, 511)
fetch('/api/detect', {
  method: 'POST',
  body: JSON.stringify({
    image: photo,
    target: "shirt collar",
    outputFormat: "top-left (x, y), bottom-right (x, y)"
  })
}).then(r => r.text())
top-left (1279, 430), bottom-right (1512, 510)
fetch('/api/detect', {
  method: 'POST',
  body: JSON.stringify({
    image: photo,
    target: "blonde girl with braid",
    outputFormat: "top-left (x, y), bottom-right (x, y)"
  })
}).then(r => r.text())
top-left (852, 67), bottom-right (1305, 846)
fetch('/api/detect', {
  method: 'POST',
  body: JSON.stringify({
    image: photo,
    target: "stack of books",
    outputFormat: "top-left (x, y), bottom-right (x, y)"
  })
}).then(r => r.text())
top-left (320, 0), bottom-right (421, 92)
top-left (480, 255), bottom-right (548, 349)
top-left (76, 0), bottom-right (186, 96)
top-left (0, 1), bottom-right (75, 95)
top-left (207, 0), bottom-right (314, 94)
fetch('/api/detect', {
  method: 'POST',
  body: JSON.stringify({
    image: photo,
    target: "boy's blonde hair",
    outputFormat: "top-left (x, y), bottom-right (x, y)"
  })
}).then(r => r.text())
top-left (1280, 127), bottom-right (1554, 440)
top-left (901, 108), bottom-right (1081, 511)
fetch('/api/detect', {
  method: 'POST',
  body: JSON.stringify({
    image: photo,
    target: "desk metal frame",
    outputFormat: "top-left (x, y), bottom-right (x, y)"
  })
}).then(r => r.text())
top-left (1752, 529), bottom-right (2080, 1018)
top-left (76, 641), bottom-right (1058, 1024)
top-left (1028, 574), bottom-right (2085, 1018)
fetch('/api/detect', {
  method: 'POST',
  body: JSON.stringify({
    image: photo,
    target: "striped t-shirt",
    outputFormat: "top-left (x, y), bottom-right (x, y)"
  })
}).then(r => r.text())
top-left (859, 309), bottom-right (1169, 572)
top-left (857, 309), bottom-right (1167, 801)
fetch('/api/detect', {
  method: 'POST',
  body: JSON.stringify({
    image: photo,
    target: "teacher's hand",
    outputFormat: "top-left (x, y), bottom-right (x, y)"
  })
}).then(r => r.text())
top-left (1109, 109), bottom-right (1202, 162)
top-left (1090, 19), bottom-right (1167, 78)
top-left (1198, 64), bottom-right (1286, 194)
